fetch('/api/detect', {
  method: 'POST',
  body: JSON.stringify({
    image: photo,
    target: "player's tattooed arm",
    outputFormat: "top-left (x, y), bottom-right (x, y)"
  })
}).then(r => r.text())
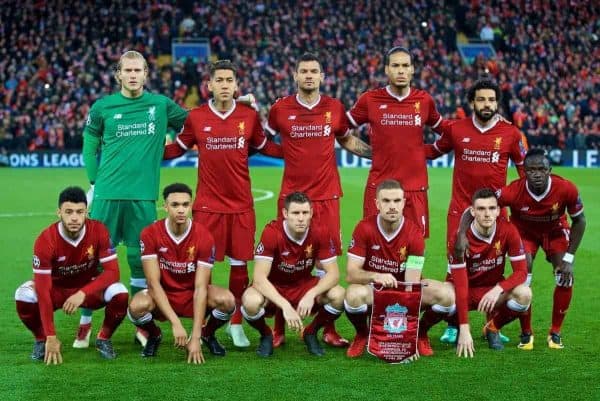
top-left (337, 131), bottom-right (372, 159)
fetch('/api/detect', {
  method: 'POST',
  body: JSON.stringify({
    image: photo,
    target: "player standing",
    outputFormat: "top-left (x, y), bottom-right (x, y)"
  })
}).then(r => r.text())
top-left (15, 187), bottom-right (129, 363)
top-left (347, 46), bottom-right (445, 238)
top-left (127, 183), bottom-right (235, 362)
top-left (163, 60), bottom-right (281, 348)
top-left (80, 50), bottom-right (188, 347)
top-left (496, 149), bottom-right (585, 349)
top-left (343, 180), bottom-right (455, 357)
top-left (241, 192), bottom-right (346, 357)
top-left (264, 52), bottom-right (371, 347)
top-left (426, 79), bottom-right (528, 344)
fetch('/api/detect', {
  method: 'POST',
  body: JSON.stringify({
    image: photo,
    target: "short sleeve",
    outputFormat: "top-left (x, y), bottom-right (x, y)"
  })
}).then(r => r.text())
top-left (347, 93), bottom-right (370, 127)
top-left (347, 222), bottom-right (368, 260)
top-left (255, 225), bottom-right (277, 260)
top-left (140, 226), bottom-right (158, 260)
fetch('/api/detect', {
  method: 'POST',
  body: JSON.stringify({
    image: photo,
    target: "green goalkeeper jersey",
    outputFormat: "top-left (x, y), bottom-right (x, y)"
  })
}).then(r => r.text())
top-left (83, 91), bottom-right (188, 200)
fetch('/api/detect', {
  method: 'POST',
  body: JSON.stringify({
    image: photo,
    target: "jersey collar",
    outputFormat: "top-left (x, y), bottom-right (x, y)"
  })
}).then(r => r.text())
top-left (385, 86), bottom-right (411, 103)
top-left (165, 218), bottom-right (193, 245)
top-left (470, 221), bottom-right (496, 244)
top-left (58, 222), bottom-right (87, 248)
top-left (526, 176), bottom-right (552, 202)
top-left (282, 220), bottom-right (310, 246)
top-left (376, 214), bottom-right (404, 242)
top-left (472, 114), bottom-right (500, 133)
top-left (295, 94), bottom-right (322, 110)
top-left (209, 99), bottom-right (237, 120)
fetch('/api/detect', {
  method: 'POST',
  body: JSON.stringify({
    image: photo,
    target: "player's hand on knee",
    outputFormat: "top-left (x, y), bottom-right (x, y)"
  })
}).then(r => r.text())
top-left (555, 263), bottom-right (574, 287)
top-left (456, 325), bottom-right (474, 358)
top-left (186, 339), bottom-right (205, 364)
top-left (172, 322), bottom-right (188, 348)
top-left (62, 290), bottom-right (85, 315)
top-left (296, 294), bottom-right (315, 319)
top-left (45, 336), bottom-right (63, 365)
top-left (477, 285), bottom-right (502, 313)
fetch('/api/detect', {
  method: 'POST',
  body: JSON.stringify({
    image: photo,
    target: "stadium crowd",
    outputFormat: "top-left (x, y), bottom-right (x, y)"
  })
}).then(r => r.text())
top-left (0, 0), bottom-right (597, 153)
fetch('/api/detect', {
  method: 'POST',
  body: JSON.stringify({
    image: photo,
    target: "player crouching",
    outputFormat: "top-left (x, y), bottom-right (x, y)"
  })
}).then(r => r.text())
top-left (15, 187), bottom-right (128, 364)
top-left (127, 183), bottom-right (235, 364)
top-left (344, 180), bottom-right (455, 358)
top-left (241, 192), bottom-right (345, 357)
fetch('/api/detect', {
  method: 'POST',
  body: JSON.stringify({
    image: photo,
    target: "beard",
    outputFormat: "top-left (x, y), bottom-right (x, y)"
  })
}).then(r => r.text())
top-left (474, 106), bottom-right (497, 122)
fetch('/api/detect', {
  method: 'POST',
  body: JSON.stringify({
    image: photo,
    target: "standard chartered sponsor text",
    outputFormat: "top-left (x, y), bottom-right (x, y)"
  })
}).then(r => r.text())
top-left (290, 124), bottom-right (324, 138)
top-left (116, 122), bottom-right (154, 137)
top-left (206, 136), bottom-right (238, 150)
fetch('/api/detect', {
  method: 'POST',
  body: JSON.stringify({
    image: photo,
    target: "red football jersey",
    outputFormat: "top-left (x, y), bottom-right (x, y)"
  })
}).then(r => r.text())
top-left (449, 220), bottom-right (527, 324)
top-left (140, 219), bottom-right (215, 293)
top-left (175, 100), bottom-right (267, 213)
top-left (33, 219), bottom-right (118, 290)
top-left (432, 116), bottom-right (527, 215)
top-left (347, 215), bottom-right (425, 281)
top-left (347, 86), bottom-right (442, 191)
top-left (254, 219), bottom-right (337, 287)
top-left (266, 95), bottom-right (349, 201)
top-left (498, 175), bottom-right (584, 233)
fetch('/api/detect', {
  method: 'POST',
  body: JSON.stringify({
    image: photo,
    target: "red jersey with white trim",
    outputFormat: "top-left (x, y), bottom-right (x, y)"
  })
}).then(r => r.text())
top-left (347, 87), bottom-right (442, 191)
top-left (266, 95), bottom-right (349, 200)
top-left (348, 215), bottom-right (425, 281)
top-left (175, 101), bottom-right (267, 213)
top-left (449, 219), bottom-right (527, 324)
top-left (255, 219), bottom-right (337, 287)
top-left (432, 116), bottom-right (527, 215)
top-left (32, 219), bottom-right (118, 290)
top-left (497, 175), bottom-right (584, 233)
top-left (140, 219), bottom-right (215, 293)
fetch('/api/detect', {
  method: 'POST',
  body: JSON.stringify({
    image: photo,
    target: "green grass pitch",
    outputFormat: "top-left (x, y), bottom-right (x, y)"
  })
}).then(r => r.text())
top-left (0, 166), bottom-right (598, 400)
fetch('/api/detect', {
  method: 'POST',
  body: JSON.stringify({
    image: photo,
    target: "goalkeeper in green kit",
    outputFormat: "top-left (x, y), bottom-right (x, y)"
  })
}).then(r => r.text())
top-left (77, 51), bottom-right (188, 348)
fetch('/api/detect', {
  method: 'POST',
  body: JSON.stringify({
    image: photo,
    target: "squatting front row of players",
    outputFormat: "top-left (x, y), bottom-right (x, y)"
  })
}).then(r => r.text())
top-left (15, 50), bottom-right (585, 364)
top-left (16, 148), bottom-right (585, 363)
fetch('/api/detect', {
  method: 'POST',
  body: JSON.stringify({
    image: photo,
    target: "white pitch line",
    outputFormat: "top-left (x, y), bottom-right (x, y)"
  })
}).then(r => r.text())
top-left (0, 188), bottom-right (275, 218)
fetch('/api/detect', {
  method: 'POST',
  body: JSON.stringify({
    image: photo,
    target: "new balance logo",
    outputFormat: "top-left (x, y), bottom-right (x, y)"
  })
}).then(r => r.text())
top-left (371, 245), bottom-right (381, 250)
top-left (462, 137), bottom-right (471, 143)
top-left (203, 126), bottom-right (212, 132)
top-left (57, 256), bottom-right (66, 262)
top-left (472, 253), bottom-right (481, 259)
top-left (282, 251), bottom-right (290, 256)
top-left (520, 206), bottom-right (530, 211)
top-left (159, 247), bottom-right (168, 253)
top-left (288, 115), bottom-right (296, 120)
top-left (114, 114), bottom-right (122, 119)
top-left (379, 105), bottom-right (388, 109)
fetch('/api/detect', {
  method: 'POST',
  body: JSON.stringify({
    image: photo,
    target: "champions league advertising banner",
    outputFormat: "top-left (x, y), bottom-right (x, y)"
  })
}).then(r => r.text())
top-left (368, 284), bottom-right (422, 364)
top-left (4, 149), bottom-right (599, 168)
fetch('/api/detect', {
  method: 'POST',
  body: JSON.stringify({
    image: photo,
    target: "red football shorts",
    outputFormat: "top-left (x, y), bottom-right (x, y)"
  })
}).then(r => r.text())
top-left (264, 276), bottom-right (320, 316)
top-left (193, 210), bottom-right (255, 261)
top-left (518, 226), bottom-right (570, 260)
top-left (50, 287), bottom-right (106, 310)
top-left (467, 286), bottom-right (494, 311)
top-left (151, 290), bottom-right (195, 320)
top-left (363, 186), bottom-right (429, 238)
top-left (278, 197), bottom-right (342, 255)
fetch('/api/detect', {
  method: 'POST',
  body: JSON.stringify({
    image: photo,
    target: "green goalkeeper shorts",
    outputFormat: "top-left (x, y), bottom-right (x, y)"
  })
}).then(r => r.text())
top-left (90, 199), bottom-right (156, 247)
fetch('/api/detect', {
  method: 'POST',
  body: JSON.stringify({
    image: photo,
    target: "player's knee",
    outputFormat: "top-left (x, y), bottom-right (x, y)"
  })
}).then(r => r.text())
top-left (345, 284), bottom-right (369, 307)
top-left (511, 285), bottom-right (532, 306)
top-left (104, 282), bottom-right (129, 303)
top-left (241, 287), bottom-right (263, 314)
top-left (15, 280), bottom-right (37, 303)
top-left (327, 285), bottom-right (346, 305)
top-left (213, 289), bottom-right (236, 312)
top-left (128, 290), bottom-right (153, 316)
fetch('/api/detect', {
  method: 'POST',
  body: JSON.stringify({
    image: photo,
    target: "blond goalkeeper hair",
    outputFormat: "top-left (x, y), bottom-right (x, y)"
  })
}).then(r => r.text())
top-left (114, 50), bottom-right (148, 86)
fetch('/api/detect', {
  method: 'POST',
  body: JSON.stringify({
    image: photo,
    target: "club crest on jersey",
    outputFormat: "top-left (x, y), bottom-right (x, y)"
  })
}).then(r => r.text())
top-left (33, 255), bottom-right (40, 268)
top-left (414, 102), bottom-right (420, 113)
top-left (551, 202), bottom-right (560, 213)
top-left (148, 106), bottom-right (156, 121)
top-left (87, 245), bottom-right (95, 260)
top-left (383, 303), bottom-right (408, 334)
top-left (494, 240), bottom-right (502, 256)
top-left (398, 246), bottom-right (407, 260)
top-left (187, 246), bottom-right (196, 261)
top-left (238, 122), bottom-right (245, 135)
top-left (324, 111), bottom-right (332, 124)
top-left (494, 137), bottom-right (502, 150)
top-left (305, 244), bottom-right (313, 258)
